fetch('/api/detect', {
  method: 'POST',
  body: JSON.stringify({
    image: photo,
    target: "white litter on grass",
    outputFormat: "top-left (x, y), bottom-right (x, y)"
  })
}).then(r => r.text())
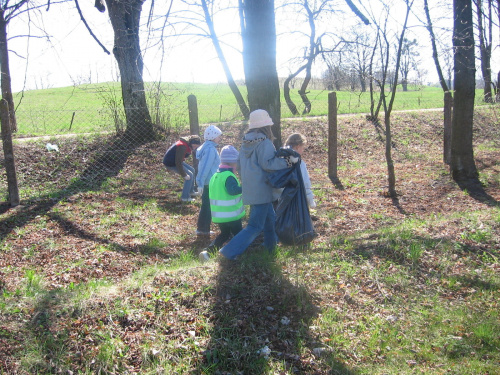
top-left (257, 345), bottom-right (271, 358)
top-left (46, 143), bottom-right (59, 152)
top-left (280, 316), bottom-right (290, 325)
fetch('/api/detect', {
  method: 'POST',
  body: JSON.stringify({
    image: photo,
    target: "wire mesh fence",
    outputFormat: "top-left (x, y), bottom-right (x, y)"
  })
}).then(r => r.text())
top-left (2, 88), bottom-right (499, 204)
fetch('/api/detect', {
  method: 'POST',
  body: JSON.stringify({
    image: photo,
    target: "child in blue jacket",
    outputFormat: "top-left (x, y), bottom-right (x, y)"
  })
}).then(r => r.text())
top-left (195, 125), bottom-right (222, 236)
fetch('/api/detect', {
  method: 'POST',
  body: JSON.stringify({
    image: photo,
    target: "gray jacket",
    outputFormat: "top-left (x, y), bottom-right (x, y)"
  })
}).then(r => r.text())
top-left (239, 131), bottom-right (290, 205)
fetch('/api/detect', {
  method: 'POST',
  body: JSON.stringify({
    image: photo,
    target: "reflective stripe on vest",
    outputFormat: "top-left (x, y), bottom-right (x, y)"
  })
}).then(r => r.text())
top-left (210, 196), bottom-right (242, 207)
top-left (211, 205), bottom-right (245, 219)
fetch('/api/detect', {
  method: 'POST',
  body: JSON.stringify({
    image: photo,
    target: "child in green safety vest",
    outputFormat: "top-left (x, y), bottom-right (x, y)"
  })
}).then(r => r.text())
top-left (199, 145), bottom-right (245, 262)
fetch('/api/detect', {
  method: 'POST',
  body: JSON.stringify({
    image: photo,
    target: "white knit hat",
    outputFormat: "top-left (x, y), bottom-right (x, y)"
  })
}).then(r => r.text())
top-left (248, 109), bottom-right (273, 129)
top-left (203, 125), bottom-right (222, 141)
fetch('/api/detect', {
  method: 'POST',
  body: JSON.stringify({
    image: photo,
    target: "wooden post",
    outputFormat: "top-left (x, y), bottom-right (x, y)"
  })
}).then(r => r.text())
top-left (0, 99), bottom-right (20, 206)
top-left (443, 91), bottom-right (453, 165)
top-left (187, 94), bottom-right (199, 136)
top-left (328, 92), bottom-right (339, 185)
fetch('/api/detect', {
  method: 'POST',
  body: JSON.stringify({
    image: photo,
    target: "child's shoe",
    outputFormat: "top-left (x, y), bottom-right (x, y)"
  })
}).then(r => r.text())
top-left (199, 251), bottom-right (210, 263)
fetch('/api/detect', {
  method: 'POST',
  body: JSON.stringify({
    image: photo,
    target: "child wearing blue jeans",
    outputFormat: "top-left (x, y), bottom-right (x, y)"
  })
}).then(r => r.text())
top-left (199, 145), bottom-right (245, 261)
top-left (199, 109), bottom-right (298, 262)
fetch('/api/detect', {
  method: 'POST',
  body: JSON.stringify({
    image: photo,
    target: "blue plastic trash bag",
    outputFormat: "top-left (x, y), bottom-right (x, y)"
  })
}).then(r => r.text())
top-left (268, 148), bottom-right (316, 246)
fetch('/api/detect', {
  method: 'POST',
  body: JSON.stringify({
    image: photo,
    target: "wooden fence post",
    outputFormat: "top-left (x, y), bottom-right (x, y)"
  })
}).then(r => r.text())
top-left (0, 99), bottom-right (20, 206)
top-left (328, 92), bottom-right (339, 185)
top-left (443, 91), bottom-right (453, 165)
top-left (187, 94), bottom-right (199, 136)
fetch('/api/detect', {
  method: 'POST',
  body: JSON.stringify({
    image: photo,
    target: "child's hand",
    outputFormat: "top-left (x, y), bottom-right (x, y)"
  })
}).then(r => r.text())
top-left (309, 199), bottom-right (317, 208)
top-left (184, 175), bottom-right (191, 181)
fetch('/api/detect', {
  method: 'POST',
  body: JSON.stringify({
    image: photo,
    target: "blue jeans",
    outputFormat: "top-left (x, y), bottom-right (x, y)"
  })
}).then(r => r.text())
top-left (219, 203), bottom-right (277, 260)
top-left (197, 185), bottom-right (211, 232)
top-left (166, 162), bottom-right (195, 200)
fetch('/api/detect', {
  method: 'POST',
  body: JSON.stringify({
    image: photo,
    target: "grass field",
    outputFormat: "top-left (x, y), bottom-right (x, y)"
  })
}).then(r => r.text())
top-left (0, 105), bottom-right (498, 374)
top-left (12, 82), bottom-right (492, 137)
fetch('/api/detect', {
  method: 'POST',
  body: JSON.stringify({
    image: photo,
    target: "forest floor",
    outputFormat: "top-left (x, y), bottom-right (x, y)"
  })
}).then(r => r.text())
top-left (0, 106), bottom-right (499, 374)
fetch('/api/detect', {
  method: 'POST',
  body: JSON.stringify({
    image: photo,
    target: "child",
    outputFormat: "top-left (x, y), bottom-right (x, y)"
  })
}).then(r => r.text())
top-left (195, 125), bottom-right (222, 236)
top-left (214, 109), bottom-right (298, 261)
top-left (283, 133), bottom-right (316, 208)
top-left (199, 145), bottom-right (244, 262)
top-left (162, 135), bottom-right (201, 202)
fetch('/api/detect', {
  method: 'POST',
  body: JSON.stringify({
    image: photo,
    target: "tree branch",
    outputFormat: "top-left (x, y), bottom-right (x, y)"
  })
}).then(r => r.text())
top-left (344, 0), bottom-right (370, 25)
top-left (74, 0), bottom-right (110, 55)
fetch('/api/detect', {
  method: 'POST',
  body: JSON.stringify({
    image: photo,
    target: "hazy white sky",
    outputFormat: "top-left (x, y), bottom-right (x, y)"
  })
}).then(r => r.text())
top-left (8, 0), bottom-right (494, 94)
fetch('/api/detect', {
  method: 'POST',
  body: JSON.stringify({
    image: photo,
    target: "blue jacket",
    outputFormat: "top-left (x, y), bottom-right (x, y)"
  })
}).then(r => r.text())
top-left (196, 140), bottom-right (220, 187)
top-left (239, 131), bottom-right (290, 205)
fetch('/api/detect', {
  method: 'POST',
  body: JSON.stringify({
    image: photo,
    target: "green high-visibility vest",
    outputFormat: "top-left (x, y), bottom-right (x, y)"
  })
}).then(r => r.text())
top-left (209, 171), bottom-right (245, 223)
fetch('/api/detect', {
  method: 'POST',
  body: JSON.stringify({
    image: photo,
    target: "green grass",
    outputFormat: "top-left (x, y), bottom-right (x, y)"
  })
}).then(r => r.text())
top-left (13, 82), bottom-right (491, 137)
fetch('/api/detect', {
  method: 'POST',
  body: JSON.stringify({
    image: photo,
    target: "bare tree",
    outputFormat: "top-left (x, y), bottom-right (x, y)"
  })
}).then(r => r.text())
top-left (0, 0), bottom-right (41, 132)
top-left (200, 0), bottom-right (249, 119)
top-left (283, 0), bottom-right (335, 115)
top-left (362, 0), bottom-right (414, 197)
top-left (173, 0), bottom-right (250, 119)
top-left (322, 52), bottom-right (348, 91)
top-left (423, 0), bottom-right (450, 91)
top-left (92, 0), bottom-right (155, 144)
top-left (239, 0), bottom-right (282, 145)
top-left (399, 37), bottom-right (419, 91)
top-left (475, 0), bottom-right (494, 102)
top-left (345, 30), bottom-right (374, 93)
top-left (451, 0), bottom-right (478, 181)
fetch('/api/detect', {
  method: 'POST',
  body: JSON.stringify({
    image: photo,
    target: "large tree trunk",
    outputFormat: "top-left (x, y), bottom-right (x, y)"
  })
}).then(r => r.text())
top-left (240, 0), bottom-right (281, 147)
top-left (0, 11), bottom-right (17, 133)
top-left (451, 0), bottom-right (478, 181)
top-left (105, 0), bottom-right (154, 144)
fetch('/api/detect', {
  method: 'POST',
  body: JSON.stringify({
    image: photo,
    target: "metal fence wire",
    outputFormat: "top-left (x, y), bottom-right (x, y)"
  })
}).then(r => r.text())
top-left (1, 93), bottom-right (498, 203)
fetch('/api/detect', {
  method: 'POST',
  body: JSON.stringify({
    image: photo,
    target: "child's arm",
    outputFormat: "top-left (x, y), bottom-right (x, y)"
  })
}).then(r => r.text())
top-left (225, 176), bottom-right (242, 195)
top-left (196, 148), bottom-right (218, 187)
top-left (300, 161), bottom-right (316, 208)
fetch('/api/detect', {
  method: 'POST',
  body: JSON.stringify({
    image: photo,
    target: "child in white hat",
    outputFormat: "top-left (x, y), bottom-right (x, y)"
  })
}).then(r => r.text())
top-left (195, 125), bottom-right (222, 236)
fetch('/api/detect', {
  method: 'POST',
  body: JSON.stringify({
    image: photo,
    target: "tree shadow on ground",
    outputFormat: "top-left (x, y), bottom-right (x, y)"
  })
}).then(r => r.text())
top-left (456, 179), bottom-right (499, 207)
top-left (197, 250), bottom-right (356, 374)
top-left (0, 135), bottom-right (141, 242)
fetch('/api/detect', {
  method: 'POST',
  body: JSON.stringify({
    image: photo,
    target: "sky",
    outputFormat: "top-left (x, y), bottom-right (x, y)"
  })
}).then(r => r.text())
top-left (7, 0), bottom-right (496, 94)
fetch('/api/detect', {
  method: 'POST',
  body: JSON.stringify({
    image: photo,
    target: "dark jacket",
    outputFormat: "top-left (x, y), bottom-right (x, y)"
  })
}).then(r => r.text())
top-left (163, 138), bottom-right (192, 177)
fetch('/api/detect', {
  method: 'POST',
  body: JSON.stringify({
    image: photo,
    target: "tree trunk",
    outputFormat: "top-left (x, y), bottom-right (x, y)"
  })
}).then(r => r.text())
top-left (497, 70), bottom-right (500, 102)
top-left (284, 69), bottom-right (303, 115)
top-left (0, 11), bottom-right (17, 133)
top-left (0, 99), bottom-right (19, 206)
top-left (240, 0), bottom-right (281, 146)
top-left (105, 0), bottom-right (154, 144)
top-left (201, 0), bottom-right (250, 119)
top-left (451, 0), bottom-right (478, 181)
top-left (401, 77), bottom-right (408, 91)
top-left (358, 73), bottom-right (366, 92)
top-left (476, 0), bottom-right (493, 103)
